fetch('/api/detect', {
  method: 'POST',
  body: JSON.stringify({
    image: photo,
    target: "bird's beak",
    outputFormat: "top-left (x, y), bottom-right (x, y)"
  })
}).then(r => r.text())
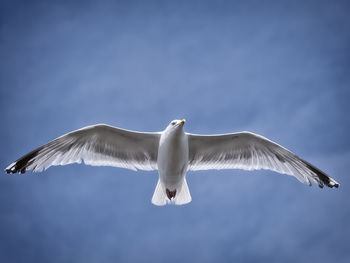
top-left (179, 119), bottom-right (186, 126)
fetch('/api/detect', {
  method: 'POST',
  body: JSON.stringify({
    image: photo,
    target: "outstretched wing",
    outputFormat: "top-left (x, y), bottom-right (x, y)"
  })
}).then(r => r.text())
top-left (187, 131), bottom-right (339, 188)
top-left (6, 124), bottom-right (160, 173)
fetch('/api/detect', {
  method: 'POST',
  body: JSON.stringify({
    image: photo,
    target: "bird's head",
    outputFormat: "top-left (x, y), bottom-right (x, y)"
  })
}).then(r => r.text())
top-left (165, 119), bottom-right (186, 133)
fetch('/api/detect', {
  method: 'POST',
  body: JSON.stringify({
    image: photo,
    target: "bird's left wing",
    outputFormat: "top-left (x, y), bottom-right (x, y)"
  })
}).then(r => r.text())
top-left (6, 124), bottom-right (160, 173)
top-left (187, 131), bottom-right (339, 188)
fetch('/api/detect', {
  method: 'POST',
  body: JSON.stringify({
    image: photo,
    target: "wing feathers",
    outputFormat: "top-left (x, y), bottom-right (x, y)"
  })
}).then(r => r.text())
top-left (6, 124), bottom-right (160, 174)
top-left (187, 132), bottom-right (339, 188)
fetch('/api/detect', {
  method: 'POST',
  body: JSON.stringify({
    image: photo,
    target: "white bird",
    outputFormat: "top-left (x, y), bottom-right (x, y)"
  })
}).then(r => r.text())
top-left (5, 119), bottom-right (339, 205)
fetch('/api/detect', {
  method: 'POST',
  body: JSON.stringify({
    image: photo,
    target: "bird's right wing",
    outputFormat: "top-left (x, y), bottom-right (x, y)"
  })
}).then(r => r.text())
top-left (6, 124), bottom-right (160, 174)
top-left (187, 131), bottom-right (339, 188)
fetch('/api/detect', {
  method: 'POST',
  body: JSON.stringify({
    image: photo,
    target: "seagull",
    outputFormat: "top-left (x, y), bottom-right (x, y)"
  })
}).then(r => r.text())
top-left (5, 119), bottom-right (339, 205)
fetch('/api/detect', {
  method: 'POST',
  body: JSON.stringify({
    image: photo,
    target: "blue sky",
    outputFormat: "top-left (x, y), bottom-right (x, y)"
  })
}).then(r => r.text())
top-left (1, 0), bottom-right (350, 262)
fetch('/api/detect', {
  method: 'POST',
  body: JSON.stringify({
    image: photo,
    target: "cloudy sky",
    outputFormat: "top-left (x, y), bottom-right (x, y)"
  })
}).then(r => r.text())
top-left (1, 0), bottom-right (349, 262)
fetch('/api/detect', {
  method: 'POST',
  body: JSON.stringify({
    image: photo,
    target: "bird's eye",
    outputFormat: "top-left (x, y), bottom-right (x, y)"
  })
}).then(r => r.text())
top-left (171, 121), bottom-right (176, 125)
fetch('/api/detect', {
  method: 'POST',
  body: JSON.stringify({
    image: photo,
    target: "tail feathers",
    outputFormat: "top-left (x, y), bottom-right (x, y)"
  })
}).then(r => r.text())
top-left (151, 180), bottom-right (167, 206)
top-left (175, 178), bottom-right (192, 205)
top-left (151, 179), bottom-right (192, 206)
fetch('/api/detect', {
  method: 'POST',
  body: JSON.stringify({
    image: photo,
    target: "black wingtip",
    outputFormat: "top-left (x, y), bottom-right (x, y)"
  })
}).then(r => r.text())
top-left (330, 181), bottom-right (339, 189)
top-left (301, 160), bottom-right (339, 189)
top-left (4, 163), bottom-right (28, 174)
top-left (5, 147), bottom-right (42, 175)
top-left (5, 164), bottom-right (18, 174)
top-left (324, 177), bottom-right (339, 188)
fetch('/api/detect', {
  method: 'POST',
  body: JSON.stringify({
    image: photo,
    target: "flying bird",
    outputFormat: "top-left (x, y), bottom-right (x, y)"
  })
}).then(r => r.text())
top-left (5, 119), bottom-right (339, 205)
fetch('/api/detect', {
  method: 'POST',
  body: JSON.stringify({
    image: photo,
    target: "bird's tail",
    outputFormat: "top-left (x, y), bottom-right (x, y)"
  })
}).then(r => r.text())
top-left (174, 178), bottom-right (192, 205)
top-left (151, 179), bottom-right (167, 206)
top-left (151, 179), bottom-right (192, 206)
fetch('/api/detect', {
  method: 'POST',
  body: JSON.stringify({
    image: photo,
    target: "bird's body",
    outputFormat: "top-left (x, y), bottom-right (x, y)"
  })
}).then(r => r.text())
top-left (155, 120), bottom-right (190, 205)
top-left (158, 120), bottom-right (188, 188)
top-left (5, 119), bottom-right (339, 205)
